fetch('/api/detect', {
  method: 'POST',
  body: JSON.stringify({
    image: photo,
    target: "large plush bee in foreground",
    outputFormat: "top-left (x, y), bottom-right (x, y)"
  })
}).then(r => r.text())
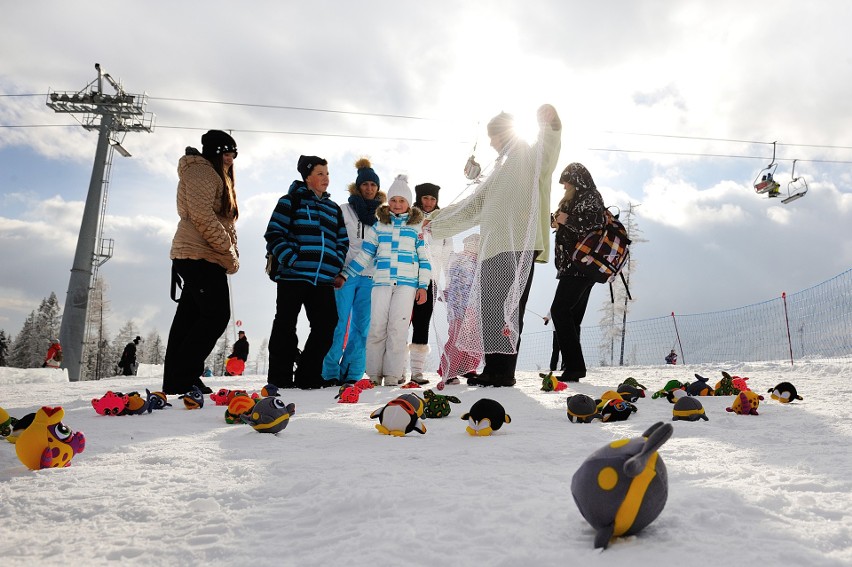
top-left (571, 422), bottom-right (673, 549)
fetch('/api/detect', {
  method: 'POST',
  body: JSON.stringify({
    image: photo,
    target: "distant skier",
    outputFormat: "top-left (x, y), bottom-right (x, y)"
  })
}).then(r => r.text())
top-left (665, 349), bottom-right (678, 365)
top-left (43, 339), bottom-right (62, 369)
top-left (118, 336), bottom-right (141, 376)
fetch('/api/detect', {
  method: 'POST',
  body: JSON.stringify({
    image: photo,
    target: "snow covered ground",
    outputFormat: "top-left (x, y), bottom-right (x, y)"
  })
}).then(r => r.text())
top-left (1, 360), bottom-right (850, 566)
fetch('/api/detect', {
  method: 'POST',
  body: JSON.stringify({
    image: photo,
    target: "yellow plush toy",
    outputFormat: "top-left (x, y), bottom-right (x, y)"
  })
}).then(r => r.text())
top-left (15, 406), bottom-right (86, 470)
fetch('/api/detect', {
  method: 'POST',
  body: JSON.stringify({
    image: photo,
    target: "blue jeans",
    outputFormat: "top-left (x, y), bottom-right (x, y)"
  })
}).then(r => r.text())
top-left (322, 275), bottom-right (373, 381)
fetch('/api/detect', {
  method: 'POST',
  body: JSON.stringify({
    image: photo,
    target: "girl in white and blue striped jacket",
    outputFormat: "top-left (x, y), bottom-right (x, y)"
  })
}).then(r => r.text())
top-left (342, 175), bottom-right (431, 386)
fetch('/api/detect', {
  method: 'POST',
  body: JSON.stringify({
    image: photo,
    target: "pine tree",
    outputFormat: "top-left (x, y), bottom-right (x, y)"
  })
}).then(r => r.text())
top-left (141, 330), bottom-right (165, 365)
top-left (36, 292), bottom-right (62, 341)
top-left (8, 293), bottom-right (63, 368)
top-left (8, 311), bottom-right (37, 368)
top-left (0, 329), bottom-right (9, 366)
top-left (596, 203), bottom-right (645, 366)
top-left (83, 277), bottom-right (113, 380)
top-left (255, 338), bottom-right (269, 375)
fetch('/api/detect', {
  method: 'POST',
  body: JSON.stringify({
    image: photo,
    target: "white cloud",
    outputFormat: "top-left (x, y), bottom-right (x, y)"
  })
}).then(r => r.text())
top-left (2, 0), bottom-right (851, 343)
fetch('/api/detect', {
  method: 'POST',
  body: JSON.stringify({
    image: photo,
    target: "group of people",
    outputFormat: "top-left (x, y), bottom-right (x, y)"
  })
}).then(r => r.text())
top-left (161, 105), bottom-right (611, 395)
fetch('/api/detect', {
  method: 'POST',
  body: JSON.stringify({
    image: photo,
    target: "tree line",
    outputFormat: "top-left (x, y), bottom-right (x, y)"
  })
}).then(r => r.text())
top-left (0, 277), bottom-right (269, 379)
top-left (0, 279), bottom-right (166, 379)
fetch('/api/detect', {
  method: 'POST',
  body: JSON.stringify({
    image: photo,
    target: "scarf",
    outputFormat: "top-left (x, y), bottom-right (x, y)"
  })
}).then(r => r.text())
top-left (348, 194), bottom-right (380, 226)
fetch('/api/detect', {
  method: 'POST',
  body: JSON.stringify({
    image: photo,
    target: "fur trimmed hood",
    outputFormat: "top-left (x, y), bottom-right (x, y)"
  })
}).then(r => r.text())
top-left (376, 204), bottom-right (424, 225)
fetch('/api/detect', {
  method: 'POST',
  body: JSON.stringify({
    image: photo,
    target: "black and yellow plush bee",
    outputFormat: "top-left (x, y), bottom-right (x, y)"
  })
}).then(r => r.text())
top-left (672, 396), bottom-right (708, 421)
top-left (566, 394), bottom-right (602, 423)
top-left (571, 422), bottom-right (673, 549)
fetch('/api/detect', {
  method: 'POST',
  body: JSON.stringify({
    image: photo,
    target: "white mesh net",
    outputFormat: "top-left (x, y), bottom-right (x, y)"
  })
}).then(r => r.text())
top-left (427, 123), bottom-right (561, 379)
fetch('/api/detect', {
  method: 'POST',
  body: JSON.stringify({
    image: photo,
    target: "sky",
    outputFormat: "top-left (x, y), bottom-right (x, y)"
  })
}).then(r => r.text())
top-left (1, 361), bottom-right (850, 565)
top-left (2, 0), bottom-right (852, 350)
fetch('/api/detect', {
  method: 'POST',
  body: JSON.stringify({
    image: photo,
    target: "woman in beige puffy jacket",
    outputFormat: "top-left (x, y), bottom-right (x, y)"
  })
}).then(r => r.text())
top-left (162, 130), bottom-right (239, 395)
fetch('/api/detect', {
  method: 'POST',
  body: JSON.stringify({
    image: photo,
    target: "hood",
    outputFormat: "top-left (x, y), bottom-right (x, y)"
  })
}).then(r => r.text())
top-left (376, 204), bottom-right (424, 225)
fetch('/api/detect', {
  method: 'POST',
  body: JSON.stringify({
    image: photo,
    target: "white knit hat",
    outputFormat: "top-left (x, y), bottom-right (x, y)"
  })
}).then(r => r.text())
top-left (386, 174), bottom-right (412, 205)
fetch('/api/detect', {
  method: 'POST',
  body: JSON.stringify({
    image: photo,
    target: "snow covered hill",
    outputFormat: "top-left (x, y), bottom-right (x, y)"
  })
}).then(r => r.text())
top-left (1, 360), bottom-right (850, 566)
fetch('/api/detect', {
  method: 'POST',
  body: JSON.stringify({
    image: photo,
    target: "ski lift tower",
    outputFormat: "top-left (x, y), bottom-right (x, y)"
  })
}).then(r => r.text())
top-left (47, 63), bottom-right (155, 381)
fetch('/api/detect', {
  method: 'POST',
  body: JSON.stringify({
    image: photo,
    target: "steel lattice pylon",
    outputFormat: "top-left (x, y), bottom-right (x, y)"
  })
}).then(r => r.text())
top-left (50, 63), bottom-right (155, 381)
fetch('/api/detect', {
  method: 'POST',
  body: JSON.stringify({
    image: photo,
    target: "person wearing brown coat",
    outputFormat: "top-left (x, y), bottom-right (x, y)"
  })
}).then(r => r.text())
top-left (162, 130), bottom-right (240, 395)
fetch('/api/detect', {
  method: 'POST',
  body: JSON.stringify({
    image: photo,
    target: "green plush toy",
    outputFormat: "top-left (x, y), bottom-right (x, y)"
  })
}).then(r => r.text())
top-left (422, 390), bottom-right (461, 418)
top-left (651, 379), bottom-right (685, 400)
top-left (714, 371), bottom-right (741, 396)
top-left (621, 377), bottom-right (647, 390)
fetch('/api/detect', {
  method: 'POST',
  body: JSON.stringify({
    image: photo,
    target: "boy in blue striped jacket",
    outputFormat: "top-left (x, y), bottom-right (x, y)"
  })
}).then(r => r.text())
top-left (339, 174), bottom-right (431, 386)
top-left (265, 155), bottom-right (348, 389)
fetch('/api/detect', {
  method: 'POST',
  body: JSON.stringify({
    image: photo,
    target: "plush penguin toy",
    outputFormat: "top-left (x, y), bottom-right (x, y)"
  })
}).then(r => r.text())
top-left (147, 391), bottom-right (172, 410)
top-left (15, 406), bottom-right (86, 470)
top-left (686, 374), bottom-right (714, 397)
top-left (672, 396), bottom-right (708, 421)
top-left (123, 391), bottom-right (151, 415)
top-left (422, 390), bottom-right (461, 418)
top-left (370, 398), bottom-right (426, 436)
top-left (616, 384), bottom-right (645, 403)
top-left (179, 385), bottom-right (205, 410)
top-left (767, 382), bottom-right (803, 403)
top-left (4, 412), bottom-right (34, 444)
top-left (0, 407), bottom-right (13, 438)
top-left (566, 394), bottom-right (602, 423)
top-left (241, 397), bottom-right (296, 433)
top-left (597, 399), bottom-right (638, 422)
top-left (396, 393), bottom-right (426, 417)
top-left (571, 422), bottom-right (673, 549)
top-left (461, 398), bottom-right (511, 436)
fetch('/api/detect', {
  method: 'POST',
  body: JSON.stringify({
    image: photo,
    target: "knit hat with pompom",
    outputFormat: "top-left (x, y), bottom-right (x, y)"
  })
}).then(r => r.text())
top-left (354, 157), bottom-right (380, 188)
top-left (386, 174), bottom-right (412, 205)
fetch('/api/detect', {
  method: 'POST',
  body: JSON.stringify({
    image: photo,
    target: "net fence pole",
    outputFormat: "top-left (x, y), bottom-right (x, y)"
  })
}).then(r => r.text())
top-left (671, 311), bottom-right (686, 365)
top-left (782, 292), bottom-right (794, 367)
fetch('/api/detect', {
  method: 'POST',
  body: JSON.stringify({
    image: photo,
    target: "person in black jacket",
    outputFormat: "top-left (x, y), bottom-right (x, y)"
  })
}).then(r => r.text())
top-left (550, 163), bottom-right (606, 382)
top-left (230, 331), bottom-right (249, 361)
top-left (119, 336), bottom-right (141, 376)
top-left (225, 331), bottom-right (250, 375)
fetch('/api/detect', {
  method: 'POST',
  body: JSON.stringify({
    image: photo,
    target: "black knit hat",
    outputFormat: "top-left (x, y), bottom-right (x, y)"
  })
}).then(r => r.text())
top-left (201, 130), bottom-right (237, 160)
top-left (297, 155), bottom-right (327, 180)
top-left (415, 183), bottom-right (440, 207)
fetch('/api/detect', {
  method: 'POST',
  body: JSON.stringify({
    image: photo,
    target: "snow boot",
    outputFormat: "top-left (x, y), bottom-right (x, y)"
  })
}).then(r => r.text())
top-left (408, 343), bottom-right (430, 384)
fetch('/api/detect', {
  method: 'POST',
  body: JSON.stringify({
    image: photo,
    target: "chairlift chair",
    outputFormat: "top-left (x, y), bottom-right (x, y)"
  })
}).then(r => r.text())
top-left (782, 159), bottom-right (809, 204)
top-left (753, 141), bottom-right (781, 197)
